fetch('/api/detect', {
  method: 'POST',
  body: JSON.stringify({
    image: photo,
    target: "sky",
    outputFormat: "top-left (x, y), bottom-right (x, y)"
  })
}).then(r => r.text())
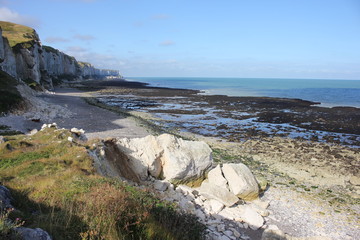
top-left (0, 0), bottom-right (359, 79)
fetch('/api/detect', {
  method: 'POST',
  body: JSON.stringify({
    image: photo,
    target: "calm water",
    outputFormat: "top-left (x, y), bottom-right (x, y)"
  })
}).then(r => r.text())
top-left (128, 77), bottom-right (360, 108)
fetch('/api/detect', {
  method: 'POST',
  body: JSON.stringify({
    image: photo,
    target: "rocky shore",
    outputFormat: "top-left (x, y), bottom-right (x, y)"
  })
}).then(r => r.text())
top-left (0, 78), bottom-right (359, 239)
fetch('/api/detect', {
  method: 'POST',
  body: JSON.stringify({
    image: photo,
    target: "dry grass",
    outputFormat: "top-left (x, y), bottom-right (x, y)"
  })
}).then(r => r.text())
top-left (0, 127), bottom-right (205, 239)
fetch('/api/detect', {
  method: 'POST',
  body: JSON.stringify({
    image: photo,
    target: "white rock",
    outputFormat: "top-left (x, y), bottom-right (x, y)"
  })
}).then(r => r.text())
top-left (224, 230), bottom-right (233, 237)
top-left (207, 164), bottom-right (228, 188)
top-left (217, 207), bottom-right (241, 220)
top-left (253, 199), bottom-right (270, 209)
top-left (261, 225), bottom-right (287, 240)
top-left (115, 134), bottom-right (212, 181)
top-left (28, 129), bottom-right (38, 135)
top-left (209, 199), bottom-right (225, 213)
top-left (239, 205), bottom-right (264, 230)
top-left (154, 180), bottom-right (169, 191)
top-left (231, 228), bottom-right (241, 238)
top-left (198, 181), bottom-right (239, 207)
top-left (250, 203), bottom-right (270, 217)
top-left (222, 163), bottom-right (259, 201)
top-left (195, 209), bottom-right (206, 222)
top-left (217, 224), bottom-right (226, 232)
top-left (70, 127), bottom-right (85, 135)
top-left (67, 136), bottom-right (73, 142)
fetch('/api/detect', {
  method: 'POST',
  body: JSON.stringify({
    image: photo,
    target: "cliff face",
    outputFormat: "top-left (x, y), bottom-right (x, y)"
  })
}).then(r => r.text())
top-left (0, 21), bottom-right (120, 89)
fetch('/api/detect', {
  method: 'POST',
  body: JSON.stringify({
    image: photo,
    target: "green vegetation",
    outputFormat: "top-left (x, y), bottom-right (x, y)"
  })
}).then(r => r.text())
top-left (0, 21), bottom-right (38, 48)
top-left (0, 128), bottom-right (205, 239)
top-left (78, 61), bottom-right (92, 68)
top-left (43, 45), bottom-right (59, 54)
top-left (0, 70), bottom-right (23, 115)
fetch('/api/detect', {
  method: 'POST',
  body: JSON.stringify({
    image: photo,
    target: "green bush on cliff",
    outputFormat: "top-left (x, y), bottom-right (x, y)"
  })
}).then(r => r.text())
top-left (0, 128), bottom-right (205, 240)
top-left (0, 70), bottom-right (23, 114)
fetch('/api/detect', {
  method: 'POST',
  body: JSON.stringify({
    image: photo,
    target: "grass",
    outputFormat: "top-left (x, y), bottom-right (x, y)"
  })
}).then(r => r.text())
top-left (0, 127), bottom-right (205, 240)
top-left (0, 70), bottom-right (24, 115)
top-left (0, 21), bottom-right (38, 48)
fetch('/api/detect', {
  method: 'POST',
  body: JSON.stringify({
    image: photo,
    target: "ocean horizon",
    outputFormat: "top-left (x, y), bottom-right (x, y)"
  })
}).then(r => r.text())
top-left (128, 77), bottom-right (360, 108)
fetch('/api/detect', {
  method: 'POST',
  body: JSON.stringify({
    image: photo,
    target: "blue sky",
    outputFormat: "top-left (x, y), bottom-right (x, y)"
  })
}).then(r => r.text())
top-left (0, 0), bottom-right (359, 79)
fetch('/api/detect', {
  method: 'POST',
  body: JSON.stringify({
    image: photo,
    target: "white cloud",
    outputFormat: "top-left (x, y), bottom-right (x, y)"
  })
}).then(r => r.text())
top-left (73, 34), bottom-right (96, 41)
top-left (0, 7), bottom-right (40, 28)
top-left (67, 46), bottom-right (87, 52)
top-left (159, 40), bottom-right (175, 46)
top-left (44, 37), bottom-right (69, 43)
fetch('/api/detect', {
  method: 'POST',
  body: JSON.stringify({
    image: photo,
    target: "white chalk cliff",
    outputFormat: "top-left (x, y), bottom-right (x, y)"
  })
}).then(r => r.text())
top-left (0, 21), bottom-right (120, 89)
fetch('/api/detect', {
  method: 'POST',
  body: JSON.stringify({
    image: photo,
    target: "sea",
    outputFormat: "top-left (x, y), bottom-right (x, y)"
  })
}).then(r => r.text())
top-left (127, 77), bottom-right (360, 108)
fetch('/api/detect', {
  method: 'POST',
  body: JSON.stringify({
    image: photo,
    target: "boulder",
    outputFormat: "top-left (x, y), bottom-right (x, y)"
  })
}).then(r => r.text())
top-left (0, 185), bottom-right (14, 209)
top-left (222, 163), bottom-right (259, 201)
top-left (115, 134), bottom-right (212, 182)
top-left (153, 180), bottom-right (169, 191)
top-left (207, 164), bottom-right (228, 188)
top-left (198, 181), bottom-right (238, 207)
top-left (14, 227), bottom-right (52, 240)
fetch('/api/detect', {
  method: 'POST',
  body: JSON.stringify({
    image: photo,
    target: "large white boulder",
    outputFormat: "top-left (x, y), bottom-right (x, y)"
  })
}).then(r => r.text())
top-left (222, 163), bottom-right (259, 201)
top-left (115, 134), bottom-right (212, 182)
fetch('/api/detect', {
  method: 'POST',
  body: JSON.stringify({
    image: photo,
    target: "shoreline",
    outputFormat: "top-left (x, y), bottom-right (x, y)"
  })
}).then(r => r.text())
top-left (0, 78), bottom-right (359, 239)
top-left (80, 78), bottom-right (359, 239)
top-left (125, 77), bottom-right (360, 109)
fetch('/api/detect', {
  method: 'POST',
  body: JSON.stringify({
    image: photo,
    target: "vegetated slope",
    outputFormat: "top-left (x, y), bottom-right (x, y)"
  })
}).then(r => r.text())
top-left (0, 70), bottom-right (23, 114)
top-left (0, 21), bottom-right (39, 48)
top-left (0, 127), bottom-right (205, 240)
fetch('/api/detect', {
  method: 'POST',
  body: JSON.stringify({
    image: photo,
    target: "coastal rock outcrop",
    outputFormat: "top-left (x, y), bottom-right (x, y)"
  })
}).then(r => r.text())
top-left (112, 134), bottom-right (213, 182)
top-left (0, 21), bottom-right (120, 89)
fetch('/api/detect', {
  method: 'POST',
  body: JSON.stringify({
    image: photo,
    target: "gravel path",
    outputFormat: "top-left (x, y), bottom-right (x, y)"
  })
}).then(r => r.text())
top-left (40, 87), bottom-right (150, 139)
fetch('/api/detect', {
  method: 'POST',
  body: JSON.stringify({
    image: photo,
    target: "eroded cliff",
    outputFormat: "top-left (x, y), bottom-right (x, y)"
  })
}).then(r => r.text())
top-left (0, 21), bottom-right (120, 89)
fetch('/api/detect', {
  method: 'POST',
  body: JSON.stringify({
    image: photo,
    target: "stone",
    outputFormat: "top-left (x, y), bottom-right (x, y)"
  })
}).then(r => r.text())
top-left (70, 127), bottom-right (85, 135)
top-left (207, 199), bottom-right (224, 214)
top-left (207, 164), bottom-right (228, 188)
top-left (198, 181), bottom-right (239, 207)
top-left (219, 235), bottom-right (231, 240)
top-left (222, 163), bottom-right (259, 201)
top-left (154, 180), bottom-right (169, 191)
top-left (217, 224), bottom-right (226, 232)
top-left (14, 227), bottom-right (52, 240)
top-left (0, 185), bottom-right (14, 209)
top-left (67, 136), bottom-right (73, 142)
top-left (231, 228), bottom-right (241, 238)
top-left (115, 134), bottom-right (212, 181)
top-left (195, 209), bottom-right (206, 222)
top-left (217, 207), bottom-right (241, 220)
top-left (253, 199), bottom-right (270, 209)
top-left (261, 225), bottom-right (287, 240)
top-left (349, 176), bottom-right (360, 186)
top-left (239, 205), bottom-right (264, 230)
top-left (176, 184), bottom-right (194, 196)
top-left (251, 204), bottom-right (270, 217)
top-left (256, 175), bottom-right (269, 192)
top-left (28, 129), bottom-right (38, 135)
